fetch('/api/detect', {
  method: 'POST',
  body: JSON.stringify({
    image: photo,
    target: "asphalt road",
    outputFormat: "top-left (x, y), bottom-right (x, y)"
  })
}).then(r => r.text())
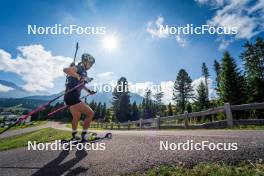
top-left (1, 129), bottom-right (264, 176)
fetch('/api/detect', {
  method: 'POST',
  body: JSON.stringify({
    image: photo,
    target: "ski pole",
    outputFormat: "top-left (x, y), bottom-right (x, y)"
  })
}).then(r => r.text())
top-left (0, 82), bottom-right (85, 135)
top-left (46, 105), bottom-right (67, 117)
top-left (70, 42), bottom-right (79, 66)
top-left (74, 42), bottom-right (79, 64)
top-left (19, 82), bottom-right (85, 121)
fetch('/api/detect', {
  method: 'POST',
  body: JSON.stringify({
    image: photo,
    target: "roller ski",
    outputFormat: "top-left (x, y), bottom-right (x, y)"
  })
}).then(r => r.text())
top-left (60, 132), bottom-right (112, 145)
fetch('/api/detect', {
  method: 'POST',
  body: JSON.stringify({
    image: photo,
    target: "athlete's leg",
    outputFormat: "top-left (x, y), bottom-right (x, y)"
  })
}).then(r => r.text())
top-left (70, 105), bottom-right (81, 138)
top-left (71, 102), bottom-right (94, 140)
top-left (82, 104), bottom-right (94, 130)
top-left (72, 102), bottom-right (94, 128)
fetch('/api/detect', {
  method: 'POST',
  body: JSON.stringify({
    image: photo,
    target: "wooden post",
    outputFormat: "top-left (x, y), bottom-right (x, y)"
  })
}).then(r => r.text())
top-left (105, 123), bottom-right (108, 129)
top-left (111, 123), bottom-right (113, 130)
top-left (156, 116), bottom-right (161, 130)
top-left (139, 118), bottom-right (143, 129)
top-left (224, 103), bottom-right (233, 128)
top-left (128, 120), bottom-right (131, 130)
top-left (184, 111), bottom-right (189, 128)
top-left (118, 123), bottom-right (120, 129)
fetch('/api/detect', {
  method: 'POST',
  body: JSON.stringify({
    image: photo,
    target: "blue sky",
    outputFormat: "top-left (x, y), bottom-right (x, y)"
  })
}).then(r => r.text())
top-left (0, 0), bottom-right (263, 102)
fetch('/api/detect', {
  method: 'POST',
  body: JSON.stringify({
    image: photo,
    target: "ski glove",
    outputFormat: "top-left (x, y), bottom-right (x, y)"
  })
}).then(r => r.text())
top-left (88, 89), bottom-right (96, 95)
top-left (80, 76), bottom-right (93, 83)
top-left (84, 77), bottom-right (93, 83)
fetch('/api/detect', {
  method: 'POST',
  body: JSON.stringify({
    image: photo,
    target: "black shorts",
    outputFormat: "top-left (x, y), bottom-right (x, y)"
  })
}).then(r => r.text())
top-left (64, 89), bottom-right (81, 106)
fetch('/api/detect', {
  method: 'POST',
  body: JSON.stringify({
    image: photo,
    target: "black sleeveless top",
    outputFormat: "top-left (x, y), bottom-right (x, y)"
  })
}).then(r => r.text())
top-left (65, 63), bottom-right (87, 89)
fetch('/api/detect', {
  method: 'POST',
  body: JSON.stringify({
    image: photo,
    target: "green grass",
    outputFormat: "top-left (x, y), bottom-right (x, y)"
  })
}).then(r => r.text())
top-left (80, 122), bottom-right (264, 131)
top-left (0, 127), bottom-right (96, 151)
top-left (66, 121), bottom-right (84, 129)
top-left (0, 120), bottom-right (47, 132)
top-left (132, 162), bottom-right (264, 176)
top-left (0, 128), bottom-right (71, 151)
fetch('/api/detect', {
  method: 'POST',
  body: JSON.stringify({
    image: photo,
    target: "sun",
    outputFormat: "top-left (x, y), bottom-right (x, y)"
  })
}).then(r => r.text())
top-left (102, 35), bottom-right (118, 51)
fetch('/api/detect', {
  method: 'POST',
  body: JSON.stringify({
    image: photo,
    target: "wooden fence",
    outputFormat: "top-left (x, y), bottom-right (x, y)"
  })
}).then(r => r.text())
top-left (90, 102), bottom-right (264, 130)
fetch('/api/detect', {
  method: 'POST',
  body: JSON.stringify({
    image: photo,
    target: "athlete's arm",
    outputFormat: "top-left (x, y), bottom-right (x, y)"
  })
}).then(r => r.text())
top-left (63, 66), bottom-right (81, 80)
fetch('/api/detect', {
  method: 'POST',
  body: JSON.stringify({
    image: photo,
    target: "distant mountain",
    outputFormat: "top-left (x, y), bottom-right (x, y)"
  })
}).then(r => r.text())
top-left (0, 98), bottom-right (47, 109)
top-left (0, 80), bottom-right (48, 98)
top-left (0, 91), bottom-right (143, 109)
top-left (23, 93), bottom-right (62, 101)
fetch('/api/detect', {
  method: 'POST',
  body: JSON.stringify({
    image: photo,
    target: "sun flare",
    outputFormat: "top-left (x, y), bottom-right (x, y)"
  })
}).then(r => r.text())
top-left (103, 35), bottom-right (118, 51)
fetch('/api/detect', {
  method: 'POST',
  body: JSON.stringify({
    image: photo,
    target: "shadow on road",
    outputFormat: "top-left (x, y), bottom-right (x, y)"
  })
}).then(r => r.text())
top-left (31, 149), bottom-right (88, 176)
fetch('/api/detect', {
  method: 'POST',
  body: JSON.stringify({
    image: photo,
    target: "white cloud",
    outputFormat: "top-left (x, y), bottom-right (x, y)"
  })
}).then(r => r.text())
top-left (195, 0), bottom-right (225, 7)
top-left (97, 72), bottom-right (115, 79)
top-left (0, 45), bottom-right (72, 92)
top-left (217, 37), bottom-right (234, 50)
top-left (147, 16), bottom-right (187, 47)
top-left (129, 81), bottom-right (174, 104)
top-left (129, 78), bottom-right (216, 105)
top-left (175, 35), bottom-right (187, 47)
top-left (147, 16), bottom-right (169, 38)
top-left (191, 77), bottom-right (216, 99)
top-left (195, 0), bottom-right (264, 50)
top-left (160, 81), bottom-right (174, 104)
top-left (129, 81), bottom-right (157, 97)
top-left (0, 84), bottom-right (14, 92)
top-left (195, 0), bottom-right (209, 4)
top-left (96, 72), bottom-right (117, 84)
top-left (248, 0), bottom-right (264, 14)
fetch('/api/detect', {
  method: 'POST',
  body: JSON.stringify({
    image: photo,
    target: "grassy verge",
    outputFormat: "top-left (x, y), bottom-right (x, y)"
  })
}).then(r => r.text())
top-left (0, 128), bottom-right (71, 151)
top-left (0, 128), bottom-right (98, 151)
top-left (0, 120), bottom-right (48, 131)
top-left (86, 122), bottom-right (264, 131)
top-left (0, 127), bottom-right (96, 151)
top-left (132, 162), bottom-right (264, 176)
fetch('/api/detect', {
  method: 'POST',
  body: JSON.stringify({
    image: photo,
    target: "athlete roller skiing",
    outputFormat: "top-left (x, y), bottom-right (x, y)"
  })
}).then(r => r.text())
top-left (63, 53), bottom-right (95, 142)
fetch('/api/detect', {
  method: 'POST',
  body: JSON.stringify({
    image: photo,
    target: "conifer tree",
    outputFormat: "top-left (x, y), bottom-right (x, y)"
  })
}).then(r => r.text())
top-left (112, 77), bottom-right (131, 122)
top-left (219, 51), bottom-right (245, 104)
top-left (173, 69), bottom-right (194, 113)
